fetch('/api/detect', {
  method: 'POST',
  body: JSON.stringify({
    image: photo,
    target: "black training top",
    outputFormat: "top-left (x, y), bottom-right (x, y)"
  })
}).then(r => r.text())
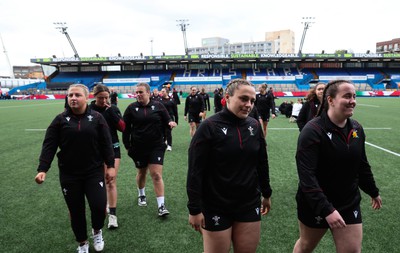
top-left (296, 111), bottom-right (380, 218)
top-left (110, 91), bottom-right (118, 105)
top-left (122, 100), bottom-right (171, 149)
top-left (214, 92), bottom-right (223, 113)
top-left (37, 107), bottom-right (115, 175)
top-left (199, 92), bottom-right (210, 111)
top-left (187, 107), bottom-right (272, 215)
top-left (184, 93), bottom-right (205, 116)
top-left (255, 92), bottom-right (275, 113)
top-left (89, 101), bottom-right (125, 144)
top-left (297, 97), bottom-right (321, 132)
top-left (160, 96), bottom-right (179, 124)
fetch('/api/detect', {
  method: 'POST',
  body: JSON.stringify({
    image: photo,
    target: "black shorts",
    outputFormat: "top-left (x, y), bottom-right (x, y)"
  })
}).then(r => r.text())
top-left (202, 205), bottom-right (261, 232)
top-left (297, 204), bottom-right (362, 229)
top-left (258, 110), bottom-right (271, 122)
top-left (188, 113), bottom-right (202, 124)
top-left (127, 144), bottom-right (166, 169)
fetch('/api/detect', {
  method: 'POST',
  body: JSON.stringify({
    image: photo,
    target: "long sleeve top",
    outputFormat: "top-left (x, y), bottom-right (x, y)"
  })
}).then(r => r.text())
top-left (214, 92), bottom-right (223, 113)
top-left (122, 100), bottom-right (172, 149)
top-left (255, 92), bottom-right (275, 114)
top-left (200, 92), bottom-right (210, 111)
top-left (37, 107), bottom-right (115, 175)
top-left (160, 96), bottom-right (179, 124)
top-left (296, 111), bottom-right (380, 218)
top-left (297, 97), bottom-right (321, 131)
top-left (187, 108), bottom-right (272, 215)
top-left (89, 101), bottom-right (125, 145)
top-left (184, 94), bottom-right (205, 116)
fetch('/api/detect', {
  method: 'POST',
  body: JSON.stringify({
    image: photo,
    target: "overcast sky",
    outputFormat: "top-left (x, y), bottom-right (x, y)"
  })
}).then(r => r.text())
top-left (0, 0), bottom-right (398, 76)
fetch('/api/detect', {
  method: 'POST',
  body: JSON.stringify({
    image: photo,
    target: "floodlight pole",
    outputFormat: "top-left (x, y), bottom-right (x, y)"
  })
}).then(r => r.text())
top-left (177, 19), bottom-right (189, 55)
top-left (150, 38), bottom-right (154, 56)
top-left (298, 17), bottom-right (315, 54)
top-left (54, 22), bottom-right (80, 58)
top-left (0, 33), bottom-right (15, 78)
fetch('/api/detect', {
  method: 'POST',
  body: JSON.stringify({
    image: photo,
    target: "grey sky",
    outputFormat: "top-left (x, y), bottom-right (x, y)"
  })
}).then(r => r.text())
top-left (0, 0), bottom-right (397, 76)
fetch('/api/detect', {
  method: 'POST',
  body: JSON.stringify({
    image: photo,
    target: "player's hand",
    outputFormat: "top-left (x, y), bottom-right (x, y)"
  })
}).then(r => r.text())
top-left (261, 197), bottom-right (271, 215)
top-left (105, 168), bottom-right (116, 184)
top-left (189, 213), bottom-right (205, 234)
top-left (326, 210), bottom-right (346, 229)
top-left (169, 121), bottom-right (177, 129)
top-left (35, 172), bottom-right (46, 184)
top-left (371, 195), bottom-right (382, 210)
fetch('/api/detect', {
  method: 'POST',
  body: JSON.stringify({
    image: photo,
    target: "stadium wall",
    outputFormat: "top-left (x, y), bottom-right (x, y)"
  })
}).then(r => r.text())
top-left (11, 90), bottom-right (400, 100)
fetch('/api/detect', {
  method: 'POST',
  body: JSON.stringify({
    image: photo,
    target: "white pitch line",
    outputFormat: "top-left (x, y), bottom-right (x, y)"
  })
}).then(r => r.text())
top-left (356, 104), bottom-right (380, 108)
top-left (366, 142), bottom-right (400, 157)
top-left (25, 129), bottom-right (47, 131)
top-left (268, 127), bottom-right (392, 130)
top-left (0, 102), bottom-right (63, 109)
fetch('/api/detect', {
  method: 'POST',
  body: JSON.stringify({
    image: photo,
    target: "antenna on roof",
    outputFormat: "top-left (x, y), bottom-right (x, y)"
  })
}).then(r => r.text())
top-left (0, 33), bottom-right (15, 78)
top-left (53, 22), bottom-right (80, 58)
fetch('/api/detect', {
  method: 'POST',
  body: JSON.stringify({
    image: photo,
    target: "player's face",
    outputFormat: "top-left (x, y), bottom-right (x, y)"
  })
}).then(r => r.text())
top-left (95, 91), bottom-right (110, 107)
top-left (68, 87), bottom-right (88, 113)
top-left (328, 83), bottom-right (356, 120)
top-left (190, 87), bottom-right (197, 96)
top-left (136, 86), bottom-right (150, 104)
top-left (226, 85), bottom-right (256, 119)
top-left (315, 84), bottom-right (325, 101)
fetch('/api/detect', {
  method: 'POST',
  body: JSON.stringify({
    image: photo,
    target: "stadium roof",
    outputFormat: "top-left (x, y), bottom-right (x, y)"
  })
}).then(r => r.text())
top-left (31, 52), bottom-right (400, 67)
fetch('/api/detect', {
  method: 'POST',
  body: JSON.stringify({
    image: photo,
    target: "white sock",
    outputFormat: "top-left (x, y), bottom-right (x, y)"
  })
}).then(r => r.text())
top-left (138, 187), bottom-right (145, 197)
top-left (156, 196), bottom-right (165, 208)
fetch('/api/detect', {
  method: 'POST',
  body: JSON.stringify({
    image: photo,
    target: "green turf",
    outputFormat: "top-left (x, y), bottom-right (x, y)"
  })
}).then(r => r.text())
top-left (0, 97), bottom-right (399, 252)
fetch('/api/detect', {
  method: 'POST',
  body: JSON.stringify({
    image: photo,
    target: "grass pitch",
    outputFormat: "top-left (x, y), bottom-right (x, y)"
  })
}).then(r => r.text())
top-left (0, 97), bottom-right (399, 252)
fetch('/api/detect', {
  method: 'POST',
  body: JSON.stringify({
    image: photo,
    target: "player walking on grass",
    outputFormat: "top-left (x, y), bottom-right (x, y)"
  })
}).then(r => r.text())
top-left (184, 86), bottom-right (205, 137)
top-left (187, 79), bottom-right (272, 253)
top-left (160, 87), bottom-right (179, 151)
top-left (293, 80), bottom-right (382, 253)
top-left (89, 84), bottom-right (125, 230)
top-left (35, 84), bottom-right (116, 253)
top-left (254, 83), bottom-right (276, 137)
top-left (123, 82), bottom-right (177, 217)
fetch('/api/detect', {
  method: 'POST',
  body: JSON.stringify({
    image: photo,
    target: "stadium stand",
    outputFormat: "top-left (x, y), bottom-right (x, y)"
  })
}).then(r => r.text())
top-left (7, 53), bottom-right (399, 98)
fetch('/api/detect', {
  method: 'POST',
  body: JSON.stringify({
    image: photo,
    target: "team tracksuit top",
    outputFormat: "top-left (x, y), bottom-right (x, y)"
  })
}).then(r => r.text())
top-left (187, 108), bottom-right (272, 215)
top-left (122, 100), bottom-right (172, 149)
top-left (37, 107), bottom-right (115, 175)
top-left (160, 96), bottom-right (179, 124)
top-left (296, 111), bottom-right (380, 218)
top-left (89, 101), bottom-right (126, 145)
top-left (184, 93), bottom-right (205, 117)
top-left (199, 92), bottom-right (210, 111)
top-left (297, 97), bottom-right (321, 131)
top-left (255, 92), bottom-right (275, 114)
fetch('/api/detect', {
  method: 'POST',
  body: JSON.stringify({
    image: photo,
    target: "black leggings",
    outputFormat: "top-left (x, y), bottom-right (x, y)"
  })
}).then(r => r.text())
top-left (60, 172), bottom-right (107, 242)
top-left (165, 128), bottom-right (172, 146)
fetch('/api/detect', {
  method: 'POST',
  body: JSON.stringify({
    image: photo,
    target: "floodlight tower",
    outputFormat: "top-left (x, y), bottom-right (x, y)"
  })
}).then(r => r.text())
top-left (150, 38), bottom-right (154, 56)
top-left (54, 22), bottom-right (80, 58)
top-left (298, 17), bottom-right (315, 54)
top-left (0, 33), bottom-right (15, 78)
top-left (177, 19), bottom-right (190, 55)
